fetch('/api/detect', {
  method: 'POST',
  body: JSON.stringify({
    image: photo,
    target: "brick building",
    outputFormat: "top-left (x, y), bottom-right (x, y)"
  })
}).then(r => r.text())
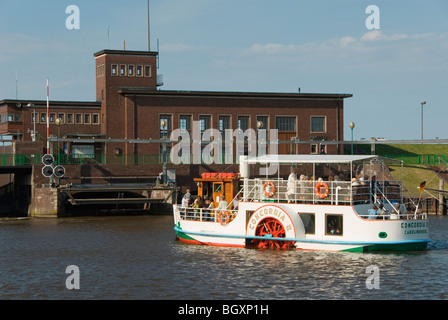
top-left (1, 49), bottom-right (352, 160)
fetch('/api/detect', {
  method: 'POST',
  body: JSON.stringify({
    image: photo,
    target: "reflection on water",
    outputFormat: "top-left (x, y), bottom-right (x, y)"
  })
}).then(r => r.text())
top-left (0, 215), bottom-right (447, 299)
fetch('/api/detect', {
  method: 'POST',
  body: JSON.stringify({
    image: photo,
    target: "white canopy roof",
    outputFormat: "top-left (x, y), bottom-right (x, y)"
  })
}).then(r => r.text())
top-left (245, 154), bottom-right (381, 164)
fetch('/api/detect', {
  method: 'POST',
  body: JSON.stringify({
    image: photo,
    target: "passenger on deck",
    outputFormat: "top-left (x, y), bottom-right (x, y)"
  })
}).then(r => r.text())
top-left (370, 175), bottom-right (380, 202)
top-left (192, 197), bottom-right (203, 220)
top-left (298, 175), bottom-right (307, 202)
top-left (181, 188), bottom-right (191, 208)
top-left (206, 197), bottom-right (216, 221)
top-left (217, 196), bottom-right (229, 210)
top-left (233, 194), bottom-right (240, 210)
top-left (378, 203), bottom-right (390, 219)
top-left (203, 197), bottom-right (212, 221)
top-left (193, 196), bottom-right (204, 211)
top-left (368, 205), bottom-right (379, 219)
top-left (286, 168), bottom-right (298, 203)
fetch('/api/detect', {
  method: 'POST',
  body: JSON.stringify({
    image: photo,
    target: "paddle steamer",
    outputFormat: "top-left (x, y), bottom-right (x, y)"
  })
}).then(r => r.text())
top-left (173, 155), bottom-right (429, 252)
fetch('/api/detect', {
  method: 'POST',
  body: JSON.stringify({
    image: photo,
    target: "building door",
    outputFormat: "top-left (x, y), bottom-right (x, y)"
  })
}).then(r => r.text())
top-left (276, 116), bottom-right (296, 155)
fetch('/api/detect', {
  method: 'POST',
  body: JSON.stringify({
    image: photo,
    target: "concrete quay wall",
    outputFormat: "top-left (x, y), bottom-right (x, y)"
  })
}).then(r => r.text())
top-left (28, 162), bottom-right (241, 217)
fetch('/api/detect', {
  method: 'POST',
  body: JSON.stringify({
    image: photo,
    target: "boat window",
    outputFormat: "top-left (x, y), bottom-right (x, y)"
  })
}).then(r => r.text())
top-left (214, 183), bottom-right (222, 193)
top-left (299, 213), bottom-right (315, 234)
top-left (246, 210), bottom-right (255, 225)
top-left (325, 214), bottom-right (343, 236)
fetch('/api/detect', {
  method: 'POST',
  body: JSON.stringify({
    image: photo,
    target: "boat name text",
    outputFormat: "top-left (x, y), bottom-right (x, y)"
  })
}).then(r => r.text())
top-left (401, 221), bottom-right (428, 235)
top-left (248, 207), bottom-right (293, 232)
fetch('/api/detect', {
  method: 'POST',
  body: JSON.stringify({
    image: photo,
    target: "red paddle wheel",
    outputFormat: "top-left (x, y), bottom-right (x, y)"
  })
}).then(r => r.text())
top-left (251, 217), bottom-right (295, 249)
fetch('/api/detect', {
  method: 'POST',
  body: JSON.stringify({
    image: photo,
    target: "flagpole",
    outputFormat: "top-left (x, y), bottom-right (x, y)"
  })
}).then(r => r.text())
top-left (415, 180), bottom-right (426, 218)
top-left (46, 78), bottom-right (50, 154)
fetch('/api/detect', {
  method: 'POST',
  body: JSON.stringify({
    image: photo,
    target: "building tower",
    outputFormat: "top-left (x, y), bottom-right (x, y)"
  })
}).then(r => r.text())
top-left (94, 49), bottom-right (160, 155)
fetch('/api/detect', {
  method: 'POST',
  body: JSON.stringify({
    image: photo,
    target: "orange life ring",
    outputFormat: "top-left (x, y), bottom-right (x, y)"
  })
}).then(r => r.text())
top-left (263, 181), bottom-right (276, 197)
top-left (315, 182), bottom-right (329, 199)
top-left (218, 210), bottom-right (230, 226)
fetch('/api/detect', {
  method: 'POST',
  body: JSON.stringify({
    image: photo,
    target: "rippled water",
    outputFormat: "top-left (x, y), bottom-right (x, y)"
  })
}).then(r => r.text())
top-left (0, 214), bottom-right (447, 300)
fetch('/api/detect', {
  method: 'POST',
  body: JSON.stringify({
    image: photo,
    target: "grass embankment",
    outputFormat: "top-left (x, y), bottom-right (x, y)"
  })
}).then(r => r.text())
top-left (389, 164), bottom-right (447, 197)
top-left (356, 144), bottom-right (448, 197)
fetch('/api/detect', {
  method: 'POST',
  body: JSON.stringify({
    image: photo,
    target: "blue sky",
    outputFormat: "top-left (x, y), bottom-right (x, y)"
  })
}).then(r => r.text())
top-left (1, 0), bottom-right (447, 141)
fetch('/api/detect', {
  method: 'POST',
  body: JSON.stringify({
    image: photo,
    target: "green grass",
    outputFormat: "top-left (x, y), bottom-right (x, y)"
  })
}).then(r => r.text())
top-left (355, 144), bottom-right (448, 197)
top-left (358, 143), bottom-right (448, 157)
top-left (389, 164), bottom-right (447, 196)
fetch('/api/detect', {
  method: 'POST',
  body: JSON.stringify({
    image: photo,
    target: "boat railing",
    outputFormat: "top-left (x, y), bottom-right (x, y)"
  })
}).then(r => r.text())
top-left (242, 178), bottom-right (403, 206)
top-left (178, 207), bottom-right (239, 224)
top-left (357, 212), bottom-right (428, 220)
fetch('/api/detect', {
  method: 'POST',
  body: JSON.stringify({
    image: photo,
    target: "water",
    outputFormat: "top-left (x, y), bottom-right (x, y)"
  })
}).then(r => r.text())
top-left (0, 214), bottom-right (447, 300)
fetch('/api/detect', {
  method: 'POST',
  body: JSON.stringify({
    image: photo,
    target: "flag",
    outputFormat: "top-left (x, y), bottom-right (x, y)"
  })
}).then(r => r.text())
top-left (419, 181), bottom-right (426, 192)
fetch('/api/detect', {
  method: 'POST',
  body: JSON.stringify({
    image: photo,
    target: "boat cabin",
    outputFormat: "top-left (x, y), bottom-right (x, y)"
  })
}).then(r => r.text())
top-left (194, 172), bottom-right (240, 209)
top-left (240, 154), bottom-right (405, 209)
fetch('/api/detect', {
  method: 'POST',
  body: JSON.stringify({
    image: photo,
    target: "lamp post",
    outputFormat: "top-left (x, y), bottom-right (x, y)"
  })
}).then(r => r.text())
top-left (421, 101), bottom-right (426, 162)
top-left (349, 122), bottom-right (355, 155)
top-left (27, 103), bottom-right (36, 142)
top-left (160, 120), bottom-right (167, 184)
top-left (55, 117), bottom-right (62, 164)
top-left (257, 120), bottom-right (265, 157)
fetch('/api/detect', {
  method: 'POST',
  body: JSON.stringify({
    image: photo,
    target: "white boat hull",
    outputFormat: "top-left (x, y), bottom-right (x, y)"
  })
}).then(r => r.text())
top-left (173, 202), bottom-right (430, 252)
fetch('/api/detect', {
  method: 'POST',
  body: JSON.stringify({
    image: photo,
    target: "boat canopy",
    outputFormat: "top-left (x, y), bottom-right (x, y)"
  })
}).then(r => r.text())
top-left (245, 155), bottom-right (401, 165)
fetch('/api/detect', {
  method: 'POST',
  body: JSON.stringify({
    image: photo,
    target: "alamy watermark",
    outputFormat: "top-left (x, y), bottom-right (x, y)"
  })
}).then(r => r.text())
top-left (65, 265), bottom-right (80, 290)
top-left (366, 265), bottom-right (380, 289)
top-left (65, 5), bottom-right (80, 30)
top-left (365, 5), bottom-right (380, 30)
top-left (169, 121), bottom-right (279, 175)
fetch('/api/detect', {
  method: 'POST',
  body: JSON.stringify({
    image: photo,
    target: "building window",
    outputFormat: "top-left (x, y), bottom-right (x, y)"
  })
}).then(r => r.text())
top-left (179, 115), bottom-right (192, 132)
top-left (111, 64), bottom-right (118, 76)
top-left (49, 113), bottom-right (55, 123)
top-left (67, 113), bottom-right (74, 124)
top-left (32, 111), bottom-right (39, 124)
top-left (84, 113), bottom-right (91, 124)
top-left (6, 113), bottom-right (20, 122)
top-left (40, 113), bottom-right (46, 123)
top-left (256, 115), bottom-right (269, 131)
top-left (136, 65), bottom-right (143, 77)
top-left (237, 116), bottom-right (250, 130)
top-left (310, 144), bottom-right (318, 154)
top-left (159, 114), bottom-right (172, 138)
top-left (75, 113), bottom-right (82, 124)
top-left (144, 65), bottom-right (151, 77)
top-left (92, 113), bottom-right (100, 124)
top-left (97, 64), bottom-right (105, 77)
top-left (160, 114), bottom-right (172, 156)
top-left (326, 214), bottom-right (343, 236)
top-left (120, 64), bottom-right (126, 76)
top-left (128, 65), bottom-right (135, 76)
top-left (218, 115), bottom-right (231, 131)
top-left (276, 116), bottom-right (296, 132)
top-left (199, 115), bottom-right (211, 132)
top-left (299, 213), bottom-right (315, 234)
top-left (57, 113), bottom-right (65, 124)
top-left (311, 116), bottom-right (326, 133)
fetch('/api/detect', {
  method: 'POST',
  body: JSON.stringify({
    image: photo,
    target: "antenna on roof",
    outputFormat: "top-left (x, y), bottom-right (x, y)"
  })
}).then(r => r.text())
top-left (147, 0), bottom-right (150, 51)
top-left (157, 38), bottom-right (160, 69)
top-left (15, 69), bottom-right (18, 100)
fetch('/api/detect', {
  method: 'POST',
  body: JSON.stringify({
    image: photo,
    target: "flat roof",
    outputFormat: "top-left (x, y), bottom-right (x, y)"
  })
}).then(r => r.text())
top-left (0, 100), bottom-right (100, 108)
top-left (94, 49), bottom-right (159, 57)
top-left (117, 88), bottom-right (353, 100)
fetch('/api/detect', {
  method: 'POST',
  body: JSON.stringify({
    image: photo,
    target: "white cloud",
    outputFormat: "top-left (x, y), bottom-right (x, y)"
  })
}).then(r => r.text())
top-left (160, 43), bottom-right (209, 53)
